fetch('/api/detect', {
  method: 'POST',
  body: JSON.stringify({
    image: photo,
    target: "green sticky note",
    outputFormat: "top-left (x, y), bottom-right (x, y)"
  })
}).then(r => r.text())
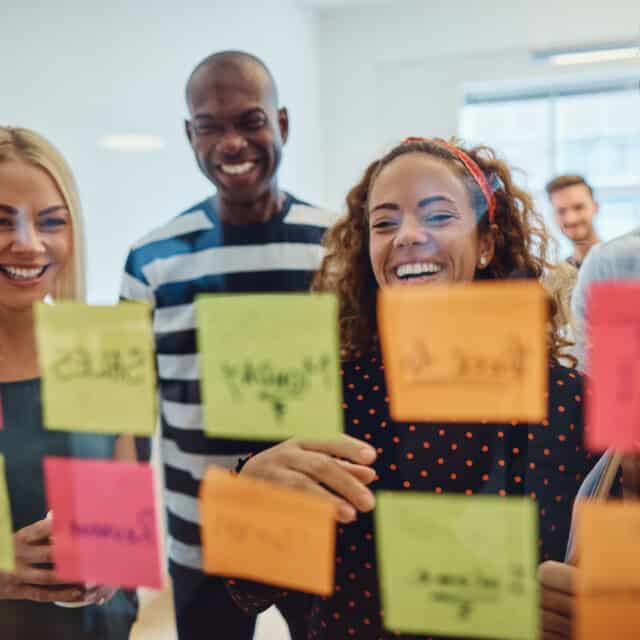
top-left (375, 493), bottom-right (539, 640)
top-left (196, 293), bottom-right (343, 440)
top-left (35, 302), bottom-right (157, 436)
top-left (0, 455), bottom-right (15, 571)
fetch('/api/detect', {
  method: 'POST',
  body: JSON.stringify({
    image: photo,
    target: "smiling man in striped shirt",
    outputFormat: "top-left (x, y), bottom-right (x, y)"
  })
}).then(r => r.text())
top-left (120, 50), bottom-right (334, 640)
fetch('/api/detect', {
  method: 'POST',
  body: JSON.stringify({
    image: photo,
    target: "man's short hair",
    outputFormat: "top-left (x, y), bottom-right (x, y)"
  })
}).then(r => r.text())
top-left (545, 175), bottom-right (594, 199)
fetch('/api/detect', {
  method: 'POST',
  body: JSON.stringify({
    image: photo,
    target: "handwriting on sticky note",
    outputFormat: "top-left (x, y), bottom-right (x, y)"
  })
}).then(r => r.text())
top-left (0, 455), bottom-right (14, 571)
top-left (375, 493), bottom-right (538, 639)
top-left (196, 293), bottom-right (343, 440)
top-left (43, 457), bottom-right (162, 590)
top-left (576, 501), bottom-right (640, 639)
top-left (200, 467), bottom-right (335, 595)
top-left (378, 281), bottom-right (547, 423)
top-left (585, 281), bottom-right (640, 453)
top-left (35, 302), bottom-right (157, 436)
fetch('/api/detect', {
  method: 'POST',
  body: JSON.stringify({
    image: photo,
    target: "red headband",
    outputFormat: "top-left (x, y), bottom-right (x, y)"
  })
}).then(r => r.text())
top-left (402, 136), bottom-right (497, 223)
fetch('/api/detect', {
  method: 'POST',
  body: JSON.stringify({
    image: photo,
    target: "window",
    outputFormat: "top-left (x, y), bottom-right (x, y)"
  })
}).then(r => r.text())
top-left (460, 77), bottom-right (640, 258)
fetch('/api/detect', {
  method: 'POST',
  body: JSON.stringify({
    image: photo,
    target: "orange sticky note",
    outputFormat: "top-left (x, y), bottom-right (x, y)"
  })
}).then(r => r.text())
top-left (378, 281), bottom-right (547, 423)
top-left (576, 501), bottom-right (640, 639)
top-left (585, 281), bottom-right (640, 453)
top-left (200, 468), bottom-right (335, 595)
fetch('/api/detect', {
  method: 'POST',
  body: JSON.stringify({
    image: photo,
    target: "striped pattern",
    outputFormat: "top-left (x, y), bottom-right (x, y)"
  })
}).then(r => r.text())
top-left (121, 193), bottom-right (336, 570)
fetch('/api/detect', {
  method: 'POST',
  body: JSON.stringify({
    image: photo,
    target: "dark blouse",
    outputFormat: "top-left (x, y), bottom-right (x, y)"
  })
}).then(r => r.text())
top-left (229, 354), bottom-right (596, 640)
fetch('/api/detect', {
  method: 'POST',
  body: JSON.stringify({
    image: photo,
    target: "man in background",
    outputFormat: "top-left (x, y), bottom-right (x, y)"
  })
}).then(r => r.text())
top-left (546, 175), bottom-right (601, 269)
top-left (121, 50), bottom-right (334, 639)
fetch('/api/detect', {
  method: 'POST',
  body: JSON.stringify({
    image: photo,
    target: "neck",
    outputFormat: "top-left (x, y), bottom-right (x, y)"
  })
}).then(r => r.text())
top-left (217, 185), bottom-right (285, 225)
top-left (572, 230), bottom-right (600, 264)
top-left (0, 304), bottom-right (40, 381)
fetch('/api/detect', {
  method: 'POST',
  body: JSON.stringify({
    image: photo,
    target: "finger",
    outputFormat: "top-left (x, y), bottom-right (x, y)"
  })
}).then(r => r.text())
top-left (17, 518), bottom-right (52, 545)
top-left (541, 632), bottom-right (570, 640)
top-left (290, 451), bottom-right (375, 513)
top-left (541, 609), bottom-right (572, 638)
top-left (541, 586), bottom-right (574, 617)
top-left (16, 543), bottom-right (54, 565)
top-left (18, 566), bottom-right (78, 587)
top-left (280, 469), bottom-right (357, 523)
top-left (333, 459), bottom-right (377, 484)
top-left (298, 434), bottom-right (377, 465)
top-left (16, 584), bottom-right (84, 604)
top-left (538, 561), bottom-right (576, 595)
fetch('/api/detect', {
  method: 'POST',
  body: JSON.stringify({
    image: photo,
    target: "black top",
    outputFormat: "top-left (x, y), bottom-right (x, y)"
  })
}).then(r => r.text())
top-left (228, 354), bottom-right (596, 640)
top-left (0, 379), bottom-right (137, 639)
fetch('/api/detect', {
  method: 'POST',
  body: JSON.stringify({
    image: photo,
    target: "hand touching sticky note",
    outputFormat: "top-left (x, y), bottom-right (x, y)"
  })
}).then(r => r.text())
top-left (378, 281), bottom-right (547, 422)
top-left (200, 467), bottom-right (335, 595)
top-left (585, 281), bottom-right (640, 452)
top-left (35, 302), bottom-right (157, 436)
top-left (375, 493), bottom-right (539, 639)
top-left (43, 457), bottom-right (162, 590)
top-left (576, 501), bottom-right (640, 639)
top-left (196, 293), bottom-right (343, 440)
top-left (0, 455), bottom-right (14, 571)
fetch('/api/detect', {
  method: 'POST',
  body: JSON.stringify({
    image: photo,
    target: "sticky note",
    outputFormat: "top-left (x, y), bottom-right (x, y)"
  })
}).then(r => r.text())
top-left (375, 493), bottom-right (539, 639)
top-left (196, 293), bottom-right (343, 440)
top-left (35, 302), bottom-right (157, 436)
top-left (585, 281), bottom-right (640, 452)
top-left (0, 455), bottom-right (14, 571)
top-left (200, 467), bottom-right (335, 595)
top-left (378, 281), bottom-right (547, 422)
top-left (576, 501), bottom-right (640, 639)
top-left (43, 456), bottom-right (162, 590)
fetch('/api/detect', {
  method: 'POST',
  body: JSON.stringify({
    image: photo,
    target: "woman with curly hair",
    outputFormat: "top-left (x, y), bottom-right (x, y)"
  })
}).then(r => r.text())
top-left (231, 137), bottom-right (596, 639)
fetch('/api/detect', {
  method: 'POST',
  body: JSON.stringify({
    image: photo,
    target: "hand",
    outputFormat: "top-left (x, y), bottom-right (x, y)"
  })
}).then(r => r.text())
top-left (241, 434), bottom-right (377, 524)
top-left (0, 517), bottom-right (85, 603)
top-left (82, 583), bottom-right (117, 606)
top-left (538, 560), bottom-right (576, 639)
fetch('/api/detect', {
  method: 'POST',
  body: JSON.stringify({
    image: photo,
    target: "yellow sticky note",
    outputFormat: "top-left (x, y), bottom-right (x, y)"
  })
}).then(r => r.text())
top-left (35, 302), bottom-right (157, 436)
top-left (576, 502), bottom-right (640, 639)
top-left (200, 467), bottom-right (335, 595)
top-left (0, 455), bottom-right (15, 571)
top-left (196, 293), bottom-right (343, 440)
top-left (375, 493), bottom-right (539, 639)
top-left (378, 281), bottom-right (547, 422)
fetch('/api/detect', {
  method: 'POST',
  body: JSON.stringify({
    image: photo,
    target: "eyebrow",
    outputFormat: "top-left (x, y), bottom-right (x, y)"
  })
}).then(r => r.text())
top-left (192, 107), bottom-right (266, 121)
top-left (0, 204), bottom-right (68, 216)
top-left (369, 195), bottom-right (455, 215)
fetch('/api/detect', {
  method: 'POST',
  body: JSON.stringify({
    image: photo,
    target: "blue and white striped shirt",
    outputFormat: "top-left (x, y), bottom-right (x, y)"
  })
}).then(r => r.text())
top-left (120, 192), bottom-right (336, 570)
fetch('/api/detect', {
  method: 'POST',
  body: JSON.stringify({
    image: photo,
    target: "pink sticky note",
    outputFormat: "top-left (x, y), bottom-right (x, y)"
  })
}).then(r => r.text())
top-left (586, 281), bottom-right (640, 452)
top-left (43, 457), bottom-right (162, 589)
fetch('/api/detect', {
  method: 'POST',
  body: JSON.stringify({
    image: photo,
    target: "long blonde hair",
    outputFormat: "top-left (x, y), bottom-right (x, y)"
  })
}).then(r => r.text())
top-left (0, 127), bottom-right (86, 301)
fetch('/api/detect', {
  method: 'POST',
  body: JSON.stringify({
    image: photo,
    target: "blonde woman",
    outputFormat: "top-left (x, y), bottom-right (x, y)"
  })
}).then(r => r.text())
top-left (0, 127), bottom-right (137, 638)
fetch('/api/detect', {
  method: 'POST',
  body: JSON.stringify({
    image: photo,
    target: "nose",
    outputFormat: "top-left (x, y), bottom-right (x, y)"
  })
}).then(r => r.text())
top-left (12, 220), bottom-right (46, 254)
top-left (218, 129), bottom-right (248, 157)
top-left (393, 215), bottom-right (429, 248)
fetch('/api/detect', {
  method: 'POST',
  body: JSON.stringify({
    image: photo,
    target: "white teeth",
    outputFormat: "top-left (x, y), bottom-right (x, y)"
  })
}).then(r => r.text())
top-left (395, 262), bottom-right (442, 278)
top-left (2, 266), bottom-right (47, 280)
top-left (220, 162), bottom-right (255, 175)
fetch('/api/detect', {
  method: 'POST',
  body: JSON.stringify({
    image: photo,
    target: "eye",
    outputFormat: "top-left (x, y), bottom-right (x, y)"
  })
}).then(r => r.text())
top-left (40, 217), bottom-right (67, 229)
top-left (371, 219), bottom-right (398, 230)
top-left (424, 213), bottom-right (455, 225)
top-left (193, 121), bottom-right (223, 136)
top-left (0, 217), bottom-right (14, 228)
top-left (241, 113), bottom-right (267, 131)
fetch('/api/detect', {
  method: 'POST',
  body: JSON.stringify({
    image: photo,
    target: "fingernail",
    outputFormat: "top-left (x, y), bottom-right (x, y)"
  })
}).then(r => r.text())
top-left (359, 491), bottom-right (375, 511)
top-left (98, 598), bottom-right (105, 606)
top-left (338, 504), bottom-right (356, 522)
top-left (360, 447), bottom-right (376, 463)
top-left (72, 590), bottom-right (83, 599)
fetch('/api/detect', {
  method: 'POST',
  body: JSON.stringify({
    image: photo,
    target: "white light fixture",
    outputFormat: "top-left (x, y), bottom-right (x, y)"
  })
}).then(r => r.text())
top-left (98, 134), bottom-right (165, 152)
top-left (533, 41), bottom-right (638, 66)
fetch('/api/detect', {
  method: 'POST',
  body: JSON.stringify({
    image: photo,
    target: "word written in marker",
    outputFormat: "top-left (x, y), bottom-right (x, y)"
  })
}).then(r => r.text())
top-left (70, 508), bottom-right (155, 545)
top-left (402, 335), bottom-right (527, 385)
top-left (220, 355), bottom-right (332, 420)
top-left (51, 347), bottom-right (147, 384)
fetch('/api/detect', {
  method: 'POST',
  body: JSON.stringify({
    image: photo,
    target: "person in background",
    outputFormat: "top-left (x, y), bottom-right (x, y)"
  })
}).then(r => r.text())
top-left (546, 175), bottom-right (600, 269)
top-left (120, 51), bottom-right (335, 640)
top-left (229, 137), bottom-right (597, 639)
top-left (539, 227), bottom-right (640, 640)
top-left (0, 126), bottom-right (137, 638)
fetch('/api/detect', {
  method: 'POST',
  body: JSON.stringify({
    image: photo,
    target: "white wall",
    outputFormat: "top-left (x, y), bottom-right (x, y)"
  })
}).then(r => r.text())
top-left (1, 0), bottom-right (324, 303)
top-left (315, 0), bottom-right (640, 212)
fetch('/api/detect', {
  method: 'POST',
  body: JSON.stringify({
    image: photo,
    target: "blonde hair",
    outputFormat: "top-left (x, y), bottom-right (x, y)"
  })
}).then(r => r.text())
top-left (0, 127), bottom-right (86, 301)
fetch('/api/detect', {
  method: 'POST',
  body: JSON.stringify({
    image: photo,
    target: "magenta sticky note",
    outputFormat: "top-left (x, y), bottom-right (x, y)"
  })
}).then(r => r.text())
top-left (43, 457), bottom-right (163, 590)
top-left (585, 281), bottom-right (640, 452)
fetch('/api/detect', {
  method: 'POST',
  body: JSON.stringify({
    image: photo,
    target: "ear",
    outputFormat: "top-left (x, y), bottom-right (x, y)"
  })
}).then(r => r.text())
top-left (477, 231), bottom-right (496, 270)
top-left (593, 199), bottom-right (599, 215)
top-left (278, 107), bottom-right (289, 145)
top-left (185, 119), bottom-right (194, 146)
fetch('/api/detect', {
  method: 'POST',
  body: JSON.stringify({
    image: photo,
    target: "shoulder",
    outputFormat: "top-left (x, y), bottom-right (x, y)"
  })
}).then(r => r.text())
top-left (283, 193), bottom-right (340, 230)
